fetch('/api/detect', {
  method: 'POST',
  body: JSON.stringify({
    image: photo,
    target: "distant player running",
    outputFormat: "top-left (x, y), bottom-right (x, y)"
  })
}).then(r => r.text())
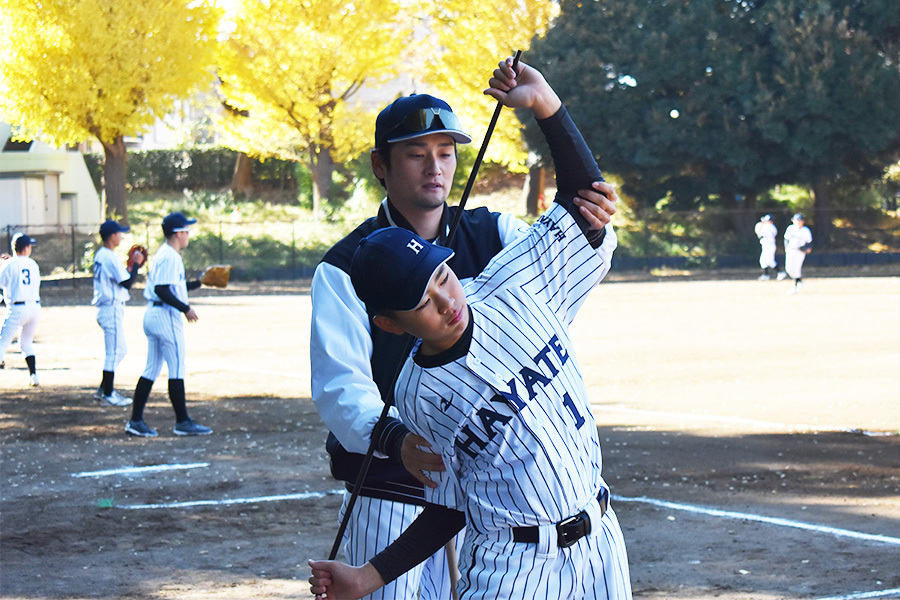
top-left (92, 219), bottom-right (145, 406)
top-left (310, 56), bottom-right (631, 600)
top-left (783, 213), bottom-right (813, 294)
top-left (125, 212), bottom-right (212, 437)
top-left (754, 214), bottom-right (778, 280)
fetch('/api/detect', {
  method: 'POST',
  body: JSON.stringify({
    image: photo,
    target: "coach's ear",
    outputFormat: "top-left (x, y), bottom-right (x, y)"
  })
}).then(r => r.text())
top-left (373, 314), bottom-right (406, 336)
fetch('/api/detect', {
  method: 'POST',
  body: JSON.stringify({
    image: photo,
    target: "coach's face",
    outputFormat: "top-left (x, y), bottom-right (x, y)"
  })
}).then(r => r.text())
top-left (374, 133), bottom-right (457, 213)
top-left (374, 262), bottom-right (468, 356)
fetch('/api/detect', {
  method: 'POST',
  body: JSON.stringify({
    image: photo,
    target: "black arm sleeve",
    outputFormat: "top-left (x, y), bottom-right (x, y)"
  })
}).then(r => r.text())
top-left (537, 106), bottom-right (607, 247)
top-left (155, 284), bottom-right (191, 313)
top-left (187, 279), bottom-right (201, 291)
top-left (369, 504), bottom-right (466, 585)
top-left (118, 263), bottom-right (140, 290)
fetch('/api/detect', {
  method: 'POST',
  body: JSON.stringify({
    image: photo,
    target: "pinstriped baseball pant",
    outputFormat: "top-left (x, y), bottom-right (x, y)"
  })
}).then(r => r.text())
top-left (339, 494), bottom-right (460, 600)
top-left (0, 303), bottom-right (40, 361)
top-left (96, 302), bottom-right (127, 372)
top-left (459, 504), bottom-right (632, 600)
top-left (141, 306), bottom-right (186, 380)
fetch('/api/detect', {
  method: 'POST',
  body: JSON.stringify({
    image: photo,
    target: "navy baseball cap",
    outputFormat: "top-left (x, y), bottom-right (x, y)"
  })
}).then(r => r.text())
top-left (162, 212), bottom-right (197, 236)
top-left (351, 227), bottom-right (455, 313)
top-left (99, 219), bottom-right (130, 238)
top-left (792, 213), bottom-right (805, 221)
top-left (374, 94), bottom-right (472, 151)
top-left (12, 232), bottom-right (36, 252)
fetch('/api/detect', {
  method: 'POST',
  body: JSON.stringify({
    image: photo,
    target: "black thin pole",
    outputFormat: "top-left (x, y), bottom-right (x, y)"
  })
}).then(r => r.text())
top-left (446, 50), bottom-right (521, 246)
top-left (326, 50), bottom-right (523, 561)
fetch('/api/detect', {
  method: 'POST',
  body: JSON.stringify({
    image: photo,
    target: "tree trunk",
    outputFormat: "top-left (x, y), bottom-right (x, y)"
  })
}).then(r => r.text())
top-left (101, 136), bottom-right (128, 223)
top-left (721, 189), bottom-right (754, 234)
top-left (309, 145), bottom-right (334, 220)
top-left (231, 152), bottom-right (254, 198)
top-left (811, 178), bottom-right (833, 249)
top-left (523, 166), bottom-right (546, 217)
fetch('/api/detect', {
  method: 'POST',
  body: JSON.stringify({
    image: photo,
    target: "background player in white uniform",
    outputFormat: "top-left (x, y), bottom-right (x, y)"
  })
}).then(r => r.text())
top-left (125, 212), bottom-right (212, 437)
top-left (754, 214), bottom-right (778, 280)
top-left (92, 219), bottom-right (145, 406)
top-left (782, 213), bottom-right (813, 293)
top-left (310, 57), bottom-right (631, 600)
top-left (0, 233), bottom-right (42, 386)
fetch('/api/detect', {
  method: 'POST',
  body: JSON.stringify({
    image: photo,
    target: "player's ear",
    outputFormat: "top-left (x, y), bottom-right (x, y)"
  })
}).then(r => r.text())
top-left (373, 314), bottom-right (406, 336)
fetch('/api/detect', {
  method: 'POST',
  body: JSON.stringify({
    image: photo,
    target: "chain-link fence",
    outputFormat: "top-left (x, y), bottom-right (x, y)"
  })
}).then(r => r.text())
top-left (5, 207), bottom-right (899, 285)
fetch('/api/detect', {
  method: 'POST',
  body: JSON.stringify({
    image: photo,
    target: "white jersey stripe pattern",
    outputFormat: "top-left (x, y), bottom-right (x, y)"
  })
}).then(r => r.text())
top-left (395, 202), bottom-right (629, 599)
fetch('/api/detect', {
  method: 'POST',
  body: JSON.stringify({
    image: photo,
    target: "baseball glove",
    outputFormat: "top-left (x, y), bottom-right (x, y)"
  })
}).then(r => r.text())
top-left (127, 244), bottom-right (149, 269)
top-left (200, 265), bottom-right (232, 288)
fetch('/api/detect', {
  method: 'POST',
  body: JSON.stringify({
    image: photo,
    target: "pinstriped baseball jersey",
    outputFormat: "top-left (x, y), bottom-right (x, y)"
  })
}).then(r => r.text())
top-left (143, 243), bottom-right (188, 309)
top-left (92, 247), bottom-right (131, 305)
top-left (395, 202), bottom-right (615, 535)
top-left (0, 255), bottom-right (41, 361)
top-left (0, 256), bottom-right (41, 304)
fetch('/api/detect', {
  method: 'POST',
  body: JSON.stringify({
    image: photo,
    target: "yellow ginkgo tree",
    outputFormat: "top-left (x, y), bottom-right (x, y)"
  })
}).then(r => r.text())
top-left (415, 0), bottom-right (559, 173)
top-left (0, 0), bottom-right (219, 222)
top-left (216, 0), bottom-right (417, 218)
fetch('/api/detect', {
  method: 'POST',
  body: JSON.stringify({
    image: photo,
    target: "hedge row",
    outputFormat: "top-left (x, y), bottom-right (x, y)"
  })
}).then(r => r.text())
top-left (83, 148), bottom-right (303, 192)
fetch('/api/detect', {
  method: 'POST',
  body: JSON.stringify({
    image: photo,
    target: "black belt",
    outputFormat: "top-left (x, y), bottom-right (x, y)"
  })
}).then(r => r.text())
top-left (13, 300), bottom-right (38, 305)
top-left (152, 301), bottom-right (163, 306)
top-left (512, 488), bottom-right (609, 548)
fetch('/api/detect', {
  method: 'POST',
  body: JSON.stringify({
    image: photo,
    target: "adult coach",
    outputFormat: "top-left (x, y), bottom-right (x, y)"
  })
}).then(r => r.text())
top-left (309, 91), bottom-right (529, 596)
top-left (754, 214), bottom-right (778, 280)
top-left (0, 233), bottom-right (41, 386)
top-left (125, 212), bottom-right (212, 438)
top-left (310, 56), bottom-right (630, 600)
top-left (91, 219), bottom-right (144, 406)
top-left (783, 212), bottom-right (813, 294)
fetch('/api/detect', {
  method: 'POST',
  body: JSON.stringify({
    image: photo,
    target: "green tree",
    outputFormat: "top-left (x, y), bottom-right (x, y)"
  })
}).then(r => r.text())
top-left (526, 0), bottom-right (900, 245)
top-left (0, 0), bottom-right (220, 222)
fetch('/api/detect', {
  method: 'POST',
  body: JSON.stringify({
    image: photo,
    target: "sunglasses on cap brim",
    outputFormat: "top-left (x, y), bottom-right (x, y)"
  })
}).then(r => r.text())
top-left (386, 108), bottom-right (464, 143)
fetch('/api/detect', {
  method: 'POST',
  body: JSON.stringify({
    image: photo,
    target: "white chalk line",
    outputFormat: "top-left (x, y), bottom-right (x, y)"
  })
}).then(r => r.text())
top-left (613, 494), bottom-right (900, 546)
top-left (115, 487), bottom-right (899, 548)
top-left (813, 589), bottom-right (900, 600)
top-left (598, 405), bottom-right (894, 436)
top-left (116, 489), bottom-right (343, 510)
top-left (72, 462), bottom-right (210, 478)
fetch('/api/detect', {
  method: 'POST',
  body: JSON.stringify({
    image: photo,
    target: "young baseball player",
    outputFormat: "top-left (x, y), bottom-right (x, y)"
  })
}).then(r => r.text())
top-left (309, 57), bottom-right (631, 600)
top-left (754, 214), bottom-right (778, 280)
top-left (91, 219), bottom-right (145, 406)
top-left (310, 69), bottom-right (532, 600)
top-left (0, 233), bottom-right (42, 387)
top-left (783, 213), bottom-right (813, 293)
top-left (125, 212), bottom-right (212, 437)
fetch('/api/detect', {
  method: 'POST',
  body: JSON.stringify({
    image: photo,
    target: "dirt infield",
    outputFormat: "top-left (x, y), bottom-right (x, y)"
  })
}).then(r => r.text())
top-left (2, 274), bottom-right (898, 600)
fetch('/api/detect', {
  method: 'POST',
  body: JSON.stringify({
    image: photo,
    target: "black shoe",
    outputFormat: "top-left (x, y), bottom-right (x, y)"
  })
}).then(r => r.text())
top-left (173, 419), bottom-right (212, 436)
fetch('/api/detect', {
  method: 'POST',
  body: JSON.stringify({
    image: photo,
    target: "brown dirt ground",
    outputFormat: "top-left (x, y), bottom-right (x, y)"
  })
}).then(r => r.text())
top-left (2, 270), bottom-right (899, 600)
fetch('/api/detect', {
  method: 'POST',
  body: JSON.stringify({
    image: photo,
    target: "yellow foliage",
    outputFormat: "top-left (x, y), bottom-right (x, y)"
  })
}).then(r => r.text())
top-left (216, 0), bottom-right (417, 162)
top-left (413, 0), bottom-right (560, 172)
top-left (216, 0), bottom-right (558, 174)
top-left (0, 0), bottom-right (220, 147)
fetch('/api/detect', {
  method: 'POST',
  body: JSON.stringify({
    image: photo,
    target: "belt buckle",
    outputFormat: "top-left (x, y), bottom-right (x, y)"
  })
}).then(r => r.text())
top-left (556, 512), bottom-right (590, 548)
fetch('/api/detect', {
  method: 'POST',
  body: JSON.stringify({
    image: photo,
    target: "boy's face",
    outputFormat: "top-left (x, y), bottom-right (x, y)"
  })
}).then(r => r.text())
top-left (375, 263), bottom-right (468, 355)
top-left (373, 133), bottom-right (457, 212)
